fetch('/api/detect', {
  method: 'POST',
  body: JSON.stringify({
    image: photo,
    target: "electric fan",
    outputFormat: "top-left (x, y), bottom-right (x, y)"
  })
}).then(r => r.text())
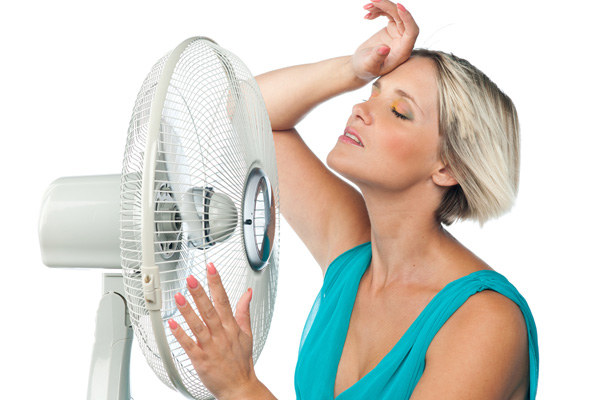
top-left (38, 37), bottom-right (279, 400)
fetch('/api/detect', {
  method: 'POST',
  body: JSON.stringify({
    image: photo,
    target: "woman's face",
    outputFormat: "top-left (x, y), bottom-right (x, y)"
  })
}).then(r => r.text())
top-left (327, 56), bottom-right (442, 194)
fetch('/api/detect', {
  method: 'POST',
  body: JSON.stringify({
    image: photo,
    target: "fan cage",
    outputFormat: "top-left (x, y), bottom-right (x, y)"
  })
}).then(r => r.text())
top-left (120, 38), bottom-right (279, 399)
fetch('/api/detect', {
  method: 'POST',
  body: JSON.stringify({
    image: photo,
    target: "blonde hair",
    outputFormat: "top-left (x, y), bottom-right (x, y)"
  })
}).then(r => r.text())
top-left (412, 49), bottom-right (520, 225)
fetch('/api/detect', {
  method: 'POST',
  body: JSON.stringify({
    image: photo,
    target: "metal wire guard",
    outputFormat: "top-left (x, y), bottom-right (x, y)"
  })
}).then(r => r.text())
top-left (120, 37), bottom-right (279, 399)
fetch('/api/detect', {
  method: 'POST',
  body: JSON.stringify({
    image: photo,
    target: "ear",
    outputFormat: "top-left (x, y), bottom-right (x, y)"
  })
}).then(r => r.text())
top-left (432, 165), bottom-right (458, 187)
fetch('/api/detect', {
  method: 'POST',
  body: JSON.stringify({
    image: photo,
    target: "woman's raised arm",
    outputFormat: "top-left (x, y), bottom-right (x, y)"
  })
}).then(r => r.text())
top-left (256, 56), bottom-right (364, 131)
top-left (255, 1), bottom-right (419, 270)
top-left (256, 1), bottom-right (418, 131)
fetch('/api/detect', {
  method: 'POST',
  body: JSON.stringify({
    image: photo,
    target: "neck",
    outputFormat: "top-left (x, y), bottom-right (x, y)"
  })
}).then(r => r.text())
top-left (360, 184), bottom-right (454, 290)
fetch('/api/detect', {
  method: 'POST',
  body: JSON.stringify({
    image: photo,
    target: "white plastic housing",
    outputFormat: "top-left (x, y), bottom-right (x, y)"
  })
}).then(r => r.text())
top-left (87, 273), bottom-right (133, 400)
top-left (39, 174), bottom-right (121, 269)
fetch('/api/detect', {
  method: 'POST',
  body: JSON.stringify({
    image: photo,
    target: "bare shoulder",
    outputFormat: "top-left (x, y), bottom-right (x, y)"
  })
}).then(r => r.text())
top-left (446, 289), bottom-right (528, 338)
top-left (411, 289), bottom-right (530, 399)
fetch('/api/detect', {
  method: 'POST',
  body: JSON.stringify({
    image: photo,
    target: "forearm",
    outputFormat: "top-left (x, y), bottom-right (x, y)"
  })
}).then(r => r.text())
top-left (256, 56), bottom-right (367, 131)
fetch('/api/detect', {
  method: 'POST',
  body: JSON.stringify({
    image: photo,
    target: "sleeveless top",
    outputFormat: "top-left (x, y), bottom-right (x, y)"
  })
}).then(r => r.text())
top-left (294, 242), bottom-right (539, 399)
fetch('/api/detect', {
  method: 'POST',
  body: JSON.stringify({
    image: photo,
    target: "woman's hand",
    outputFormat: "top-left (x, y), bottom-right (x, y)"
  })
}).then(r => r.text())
top-left (352, 1), bottom-right (419, 82)
top-left (168, 263), bottom-right (271, 400)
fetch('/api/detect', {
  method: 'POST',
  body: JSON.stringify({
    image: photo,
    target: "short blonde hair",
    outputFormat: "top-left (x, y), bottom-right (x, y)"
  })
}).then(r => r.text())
top-left (412, 49), bottom-right (520, 225)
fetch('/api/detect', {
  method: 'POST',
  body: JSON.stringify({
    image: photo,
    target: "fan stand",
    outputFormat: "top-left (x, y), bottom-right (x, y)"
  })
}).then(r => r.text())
top-left (87, 273), bottom-right (133, 400)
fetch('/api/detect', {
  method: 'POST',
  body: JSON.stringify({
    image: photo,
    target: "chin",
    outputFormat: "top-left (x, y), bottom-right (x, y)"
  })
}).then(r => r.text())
top-left (326, 147), bottom-right (364, 185)
top-left (326, 146), bottom-right (345, 174)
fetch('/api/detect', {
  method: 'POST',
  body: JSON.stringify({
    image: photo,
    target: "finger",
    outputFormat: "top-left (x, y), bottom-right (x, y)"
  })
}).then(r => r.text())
top-left (366, 4), bottom-right (406, 37)
top-left (362, 45), bottom-right (391, 75)
top-left (364, 8), bottom-right (386, 20)
top-left (385, 4), bottom-right (418, 64)
top-left (174, 292), bottom-right (210, 344)
top-left (169, 318), bottom-right (202, 356)
top-left (397, 3), bottom-right (419, 40)
top-left (186, 273), bottom-right (225, 336)
top-left (205, 263), bottom-right (236, 327)
top-left (370, 0), bottom-right (402, 23)
top-left (235, 288), bottom-right (253, 339)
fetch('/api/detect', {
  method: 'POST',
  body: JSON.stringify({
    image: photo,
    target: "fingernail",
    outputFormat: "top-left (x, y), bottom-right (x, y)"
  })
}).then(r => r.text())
top-left (175, 292), bottom-right (186, 306)
top-left (187, 275), bottom-right (199, 289)
top-left (364, 12), bottom-right (372, 19)
top-left (207, 262), bottom-right (217, 276)
top-left (364, 3), bottom-right (374, 9)
top-left (397, 3), bottom-right (406, 12)
top-left (372, 0), bottom-right (381, 2)
top-left (377, 46), bottom-right (390, 56)
top-left (168, 318), bottom-right (178, 330)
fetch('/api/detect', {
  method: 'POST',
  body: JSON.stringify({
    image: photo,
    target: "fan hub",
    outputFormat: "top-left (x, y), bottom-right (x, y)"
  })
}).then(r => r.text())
top-left (243, 167), bottom-right (276, 271)
top-left (184, 187), bottom-right (238, 249)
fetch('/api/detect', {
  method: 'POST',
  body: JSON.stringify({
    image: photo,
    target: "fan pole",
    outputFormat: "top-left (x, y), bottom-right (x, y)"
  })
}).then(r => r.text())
top-left (87, 273), bottom-right (133, 400)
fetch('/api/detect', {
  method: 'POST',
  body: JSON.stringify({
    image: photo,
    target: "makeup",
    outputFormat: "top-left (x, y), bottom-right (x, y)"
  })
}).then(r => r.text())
top-left (390, 99), bottom-right (413, 120)
top-left (339, 127), bottom-right (364, 147)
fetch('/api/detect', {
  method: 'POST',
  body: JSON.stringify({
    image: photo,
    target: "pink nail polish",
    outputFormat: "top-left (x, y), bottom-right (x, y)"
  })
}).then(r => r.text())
top-left (397, 3), bottom-right (406, 12)
top-left (377, 46), bottom-right (390, 56)
top-left (187, 275), bottom-right (199, 289)
top-left (168, 318), bottom-right (178, 330)
top-left (175, 292), bottom-right (186, 306)
top-left (364, 3), bottom-right (374, 9)
top-left (207, 262), bottom-right (217, 276)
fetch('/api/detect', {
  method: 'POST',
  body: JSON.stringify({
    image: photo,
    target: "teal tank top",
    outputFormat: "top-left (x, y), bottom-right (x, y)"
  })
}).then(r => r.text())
top-left (294, 242), bottom-right (539, 399)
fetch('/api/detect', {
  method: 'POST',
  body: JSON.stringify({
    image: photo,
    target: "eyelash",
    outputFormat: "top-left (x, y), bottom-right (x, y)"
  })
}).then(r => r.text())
top-left (363, 97), bottom-right (409, 121)
top-left (391, 107), bottom-right (409, 120)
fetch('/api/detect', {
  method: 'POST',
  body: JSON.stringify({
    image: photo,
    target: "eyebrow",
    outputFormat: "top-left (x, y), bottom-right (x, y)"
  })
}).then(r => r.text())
top-left (373, 80), bottom-right (424, 116)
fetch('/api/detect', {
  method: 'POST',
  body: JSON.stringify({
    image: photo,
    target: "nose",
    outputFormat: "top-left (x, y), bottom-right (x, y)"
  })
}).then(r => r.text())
top-left (351, 101), bottom-right (373, 125)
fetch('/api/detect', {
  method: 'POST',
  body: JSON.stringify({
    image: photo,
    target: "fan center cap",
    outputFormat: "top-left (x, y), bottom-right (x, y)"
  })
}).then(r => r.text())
top-left (243, 167), bottom-right (276, 271)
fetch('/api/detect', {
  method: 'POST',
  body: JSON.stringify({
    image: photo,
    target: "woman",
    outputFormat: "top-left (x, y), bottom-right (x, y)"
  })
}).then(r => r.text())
top-left (168, 1), bottom-right (539, 398)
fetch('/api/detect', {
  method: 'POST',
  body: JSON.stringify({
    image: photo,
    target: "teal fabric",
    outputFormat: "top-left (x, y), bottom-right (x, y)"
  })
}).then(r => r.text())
top-left (294, 242), bottom-right (539, 399)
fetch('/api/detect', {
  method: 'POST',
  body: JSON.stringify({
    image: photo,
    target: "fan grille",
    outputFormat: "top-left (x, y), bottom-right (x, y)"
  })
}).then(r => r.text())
top-left (120, 38), bottom-right (279, 399)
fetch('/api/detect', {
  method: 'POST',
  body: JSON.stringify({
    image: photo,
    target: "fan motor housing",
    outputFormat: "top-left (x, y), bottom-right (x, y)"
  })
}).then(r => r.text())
top-left (39, 174), bottom-right (121, 269)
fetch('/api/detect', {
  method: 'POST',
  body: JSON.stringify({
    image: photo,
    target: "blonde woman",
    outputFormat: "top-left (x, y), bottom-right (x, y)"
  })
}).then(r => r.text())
top-left (168, 1), bottom-right (539, 398)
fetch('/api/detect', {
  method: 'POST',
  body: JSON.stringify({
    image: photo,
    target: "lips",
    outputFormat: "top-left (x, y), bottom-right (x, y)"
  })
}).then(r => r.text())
top-left (342, 127), bottom-right (364, 147)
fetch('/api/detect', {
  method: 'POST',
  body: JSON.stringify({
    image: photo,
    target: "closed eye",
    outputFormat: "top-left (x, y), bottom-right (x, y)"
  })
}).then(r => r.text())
top-left (391, 106), bottom-right (409, 120)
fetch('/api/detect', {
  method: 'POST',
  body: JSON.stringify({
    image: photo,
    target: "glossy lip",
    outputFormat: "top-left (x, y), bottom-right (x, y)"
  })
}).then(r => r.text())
top-left (340, 126), bottom-right (364, 147)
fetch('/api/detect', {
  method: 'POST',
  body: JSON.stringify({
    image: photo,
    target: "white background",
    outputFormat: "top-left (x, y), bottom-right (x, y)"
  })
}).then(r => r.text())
top-left (1, 0), bottom-right (598, 398)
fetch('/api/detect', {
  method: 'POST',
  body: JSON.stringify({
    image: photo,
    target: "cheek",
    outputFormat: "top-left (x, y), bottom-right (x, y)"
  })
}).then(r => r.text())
top-left (380, 134), bottom-right (423, 163)
top-left (377, 130), bottom-right (440, 174)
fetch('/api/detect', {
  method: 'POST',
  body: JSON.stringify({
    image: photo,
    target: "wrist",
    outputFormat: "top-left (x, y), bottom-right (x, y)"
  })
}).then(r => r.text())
top-left (218, 376), bottom-right (276, 400)
top-left (341, 56), bottom-right (372, 91)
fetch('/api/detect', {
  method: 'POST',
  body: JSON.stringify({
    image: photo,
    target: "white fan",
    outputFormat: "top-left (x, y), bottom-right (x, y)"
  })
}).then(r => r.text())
top-left (38, 37), bottom-right (279, 400)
